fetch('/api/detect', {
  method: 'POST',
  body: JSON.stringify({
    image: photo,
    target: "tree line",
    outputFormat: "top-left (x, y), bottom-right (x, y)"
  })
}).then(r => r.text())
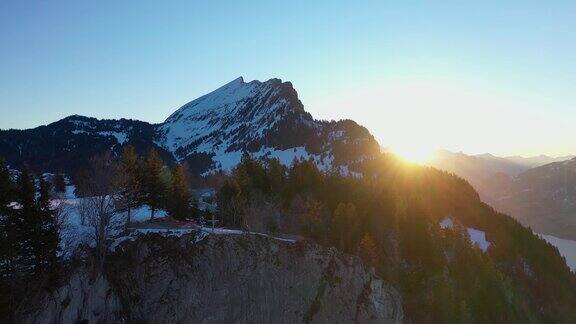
top-left (71, 146), bottom-right (200, 274)
top-left (0, 146), bottom-right (198, 320)
top-left (74, 145), bottom-right (199, 225)
top-left (0, 159), bottom-right (60, 322)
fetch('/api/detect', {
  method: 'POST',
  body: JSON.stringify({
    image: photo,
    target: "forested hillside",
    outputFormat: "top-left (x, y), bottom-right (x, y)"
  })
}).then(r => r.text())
top-left (2, 146), bottom-right (576, 322)
top-left (216, 153), bottom-right (576, 322)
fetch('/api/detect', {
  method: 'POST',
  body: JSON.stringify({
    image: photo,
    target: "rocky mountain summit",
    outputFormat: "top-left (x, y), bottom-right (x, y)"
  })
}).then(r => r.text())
top-left (20, 233), bottom-right (403, 323)
top-left (0, 77), bottom-right (380, 175)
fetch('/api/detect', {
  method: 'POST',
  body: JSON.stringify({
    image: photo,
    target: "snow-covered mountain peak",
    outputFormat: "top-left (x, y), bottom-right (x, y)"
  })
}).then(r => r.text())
top-left (164, 77), bottom-right (284, 123)
top-left (149, 77), bottom-right (380, 174)
top-left (157, 77), bottom-right (309, 160)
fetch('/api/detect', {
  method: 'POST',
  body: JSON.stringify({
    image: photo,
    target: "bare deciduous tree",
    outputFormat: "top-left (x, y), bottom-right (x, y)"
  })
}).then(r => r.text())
top-left (243, 193), bottom-right (282, 234)
top-left (78, 196), bottom-right (115, 272)
top-left (75, 152), bottom-right (118, 273)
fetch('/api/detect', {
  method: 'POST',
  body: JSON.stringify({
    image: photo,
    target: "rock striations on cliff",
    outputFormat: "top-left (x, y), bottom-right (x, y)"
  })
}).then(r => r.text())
top-left (21, 233), bottom-right (403, 323)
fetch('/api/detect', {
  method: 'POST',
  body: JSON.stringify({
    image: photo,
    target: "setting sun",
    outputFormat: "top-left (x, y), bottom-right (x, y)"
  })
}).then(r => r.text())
top-left (391, 145), bottom-right (434, 164)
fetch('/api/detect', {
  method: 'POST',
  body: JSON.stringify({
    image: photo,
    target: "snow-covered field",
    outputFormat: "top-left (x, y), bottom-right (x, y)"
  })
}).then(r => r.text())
top-left (466, 228), bottom-right (490, 252)
top-left (53, 185), bottom-right (295, 259)
top-left (539, 234), bottom-right (576, 271)
top-left (53, 185), bottom-right (169, 258)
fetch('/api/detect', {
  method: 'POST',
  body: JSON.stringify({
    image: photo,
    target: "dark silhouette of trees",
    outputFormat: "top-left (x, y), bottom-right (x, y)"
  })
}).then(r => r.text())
top-left (143, 148), bottom-right (164, 220)
top-left (115, 145), bottom-right (143, 226)
top-left (0, 158), bottom-right (11, 205)
top-left (16, 166), bottom-right (37, 276)
top-left (296, 197), bottom-right (325, 242)
top-left (357, 233), bottom-right (381, 267)
top-left (0, 163), bottom-right (60, 321)
top-left (216, 178), bottom-right (245, 227)
top-left (36, 177), bottom-right (59, 278)
top-left (330, 202), bottom-right (357, 251)
top-left (167, 164), bottom-right (192, 220)
top-left (213, 153), bottom-right (576, 322)
top-left (0, 159), bottom-right (17, 321)
top-left (53, 174), bottom-right (66, 194)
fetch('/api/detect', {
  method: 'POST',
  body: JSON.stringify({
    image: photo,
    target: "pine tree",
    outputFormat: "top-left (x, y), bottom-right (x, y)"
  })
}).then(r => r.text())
top-left (143, 148), bottom-right (164, 220)
top-left (167, 164), bottom-right (191, 220)
top-left (298, 198), bottom-right (324, 242)
top-left (267, 158), bottom-right (286, 194)
top-left (53, 174), bottom-right (66, 193)
top-left (216, 178), bottom-right (245, 227)
top-left (115, 145), bottom-right (142, 226)
top-left (0, 158), bottom-right (15, 278)
top-left (16, 166), bottom-right (35, 212)
top-left (0, 158), bottom-right (11, 206)
top-left (36, 177), bottom-right (59, 278)
top-left (37, 177), bottom-right (51, 213)
top-left (0, 159), bottom-right (18, 324)
top-left (331, 202), bottom-right (357, 251)
top-left (15, 166), bottom-right (37, 276)
top-left (357, 233), bottom-right (381, 267)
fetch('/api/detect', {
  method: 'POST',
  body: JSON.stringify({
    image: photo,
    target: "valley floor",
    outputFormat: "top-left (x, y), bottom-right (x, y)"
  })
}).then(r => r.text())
top-left (539, 234), bottom-right (576, 271)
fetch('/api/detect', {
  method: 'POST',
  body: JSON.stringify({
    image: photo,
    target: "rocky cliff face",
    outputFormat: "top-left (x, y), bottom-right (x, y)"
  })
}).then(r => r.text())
top-left (21, 234), bottom-right (403, 323)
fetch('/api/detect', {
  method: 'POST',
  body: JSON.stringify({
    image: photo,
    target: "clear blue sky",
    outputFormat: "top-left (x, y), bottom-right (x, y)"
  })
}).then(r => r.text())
top-left (1, 1), bottom-right (575, 156)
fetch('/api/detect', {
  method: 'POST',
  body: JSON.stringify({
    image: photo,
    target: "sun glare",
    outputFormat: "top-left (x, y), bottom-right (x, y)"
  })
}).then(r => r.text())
top-left (392, 146), bottom-right (434, 164)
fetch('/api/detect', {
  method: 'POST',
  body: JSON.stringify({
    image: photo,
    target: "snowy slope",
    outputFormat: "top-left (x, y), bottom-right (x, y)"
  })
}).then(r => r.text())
top-left (155, 77), bottom-right (380, 174)
top-left (53, 187), bottom-right (169, 258)
top-left (157, 77), bottom-right (304, 158)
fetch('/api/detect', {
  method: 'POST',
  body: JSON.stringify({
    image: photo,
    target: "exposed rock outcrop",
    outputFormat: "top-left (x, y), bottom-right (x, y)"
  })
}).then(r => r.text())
top-left (21, 233), bottom-right (403, 323)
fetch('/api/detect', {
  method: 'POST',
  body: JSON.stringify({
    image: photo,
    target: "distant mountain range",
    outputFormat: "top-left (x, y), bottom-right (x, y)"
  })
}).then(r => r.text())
top-left (430, 150), bottom-right (573, 182)
top-left (0, 77), bottom-right (379, 175)
top-left (499, 154), bottom-right (575, 169)
top-left (430, 150), bottom-right (576, 240)
top-left (491, 158), bottom-right (576, 240)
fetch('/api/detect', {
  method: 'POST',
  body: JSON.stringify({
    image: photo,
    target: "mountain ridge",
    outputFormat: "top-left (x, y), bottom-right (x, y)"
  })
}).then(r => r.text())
top-left (429, 149), bottom-right (576, 240)
top-left (0, 77), bottom-right (380, 175)
top-left (491, 156), bottom-right (576, 240)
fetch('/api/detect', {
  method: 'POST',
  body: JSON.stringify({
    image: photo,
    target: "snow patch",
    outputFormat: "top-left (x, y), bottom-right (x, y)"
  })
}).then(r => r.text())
top-left (467, 228), bottom-right (490, 252)
top-left (97, 131), bottom-right (128, 144)
top-left (253, 146), bottom-right (311, 166)
top-left (72, 130), bottom-right (128, 144)
top-left (55, 194), bottom-right (168, 258)
top-left (439, 217), bottom-right (491, 252)
top-left (440, 217), bottom-right (453, 229)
